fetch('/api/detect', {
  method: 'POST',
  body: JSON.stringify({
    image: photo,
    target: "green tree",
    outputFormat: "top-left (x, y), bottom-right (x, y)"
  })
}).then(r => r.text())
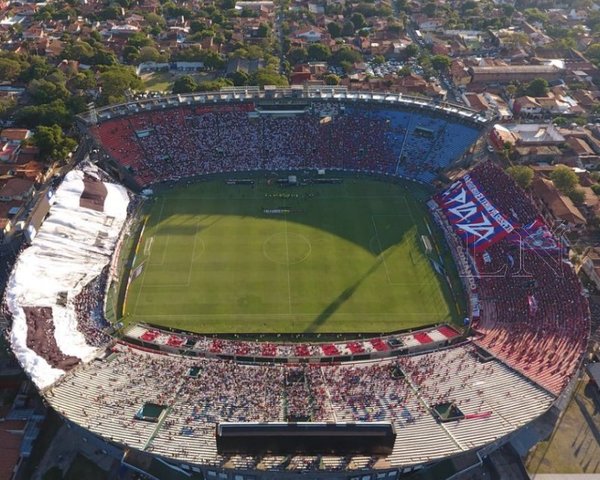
top-left (553, 116), bottom-right (568, 126)
top-left (523, 7), bottom-right (548, 23)
top-left (324, 73), bottom-right (340, 85)
top-left (0, 97), bottom-right (16, 117)
top-left (228, 70), bottom-right (249, 86)
top-left (16, 100), bottom-right (72, 128)
top-left (505, 84), bottom-right (518, 97)
top-left (0, 58), bottom-right (23, 81)
top-left (502, 4), bottom-right (515, 17)
top-left (257, 24), bottom-right (269, 37)
top-left (550, 165), bottom-right (579, 194)
top-left (423, 2), bottom-right (436, 16)
top-left (524, 78), bottom-right (549, 97)
top-left (307, 43), bottom-right (331, 61)
top-left (334, 46), bottom-right (362, 64)
top-left (19, 55), bottom-right (53, 82)
top-left (190, 20), bottom-right (207, 34)
top-left (249, 68), bottom-right (289, 87)
top-left (387, 22), bottom-right (403, 35)
top-left (397, 66), bottom-right (411, 78)
top-left (340, 60), bottom-right (353, 74)
top-left (404, 44), bottom-right (419, 58)
top-left (342, 20), bottom-right (355, 36)
top-left (98, 5), bottom-right (121, 20)
top-left (431, 54), bottom-right (451, 72)
top-left (196, 78), bottom-right (234, 91)
top-left (66, 95), bottom-right (89, 115)
top-left (350, 12), bottom-right (367, 29)
top-left (98, 66), bottom-right (143, 102)
top-left (33, 124), bottom-right (77, 161)
top-left (122, 45), bottom-right (140, 64)
top-left (327, 22), bottom-right (342, 38)
top-left (569, 188), bottom-right (585, 205)
top-left (372, 55), bottom-right (385, 65)
top-left (172, 75), bottom-right (197, 93)
top-left (138, 46), bottom-right (161, 63)
top-left (28, 79), bottom-right (69, 104)
top-left (587, 43), bottom-right (600, 64)
top-left (287, 47), bottom-right (308, 65)
top-left (506, 165), bottom-right (534, 189)
top-left (92, 48), bottom-right (117, 66)
top-left (202, 51), bottom-right (225, 70)
top-left (127, 32), bottom-right (153, 49)
top-left (63, 41), bottom-right (95, 63)
top-left (145, 13), bottom-right (166, 31)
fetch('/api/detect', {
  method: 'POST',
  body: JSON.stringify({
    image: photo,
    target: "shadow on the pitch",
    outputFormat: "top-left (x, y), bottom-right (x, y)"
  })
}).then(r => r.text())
top-left (150, 214), bottom-right (223, 236)
top-left (304, 255), bottom-right (385, 333)
top-left (147, 174), bottom-right (422, 253)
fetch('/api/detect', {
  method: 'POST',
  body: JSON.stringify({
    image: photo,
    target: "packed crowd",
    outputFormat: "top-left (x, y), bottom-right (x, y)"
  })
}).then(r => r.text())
top-left (284, 368), bottom-right (316, 421)
top-left (469, 162), bottom-right (538, 225)
top-left (127, 324), bottom-right (458, 360)
top-left (435, 162), bottom-right (590, 395)
top-left (93, 102), bottom-right (481, 187)
top-left (73, 266), bottom-right (112, 347)
top-left (46, 341), bottom-right (554, 470)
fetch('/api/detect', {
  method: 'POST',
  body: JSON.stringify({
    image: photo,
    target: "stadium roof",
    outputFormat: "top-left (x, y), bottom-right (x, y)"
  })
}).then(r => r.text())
top-left (470, 65), bottom-right (562, 73)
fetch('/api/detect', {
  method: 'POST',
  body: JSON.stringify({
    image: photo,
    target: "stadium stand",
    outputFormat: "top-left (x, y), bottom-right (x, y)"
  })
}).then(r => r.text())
top-left (5, 163), bottom-right (130, 387)
top-left (432, 162), bottom-right (590, 395)
top-left (123, 323), bottom-right (462, 360)
top-left (92, 102), bottom-right (480, 187)
top-left (45, 342), bottom-right (553, 472)
top-left (3, 93), bottom-right (590, 478)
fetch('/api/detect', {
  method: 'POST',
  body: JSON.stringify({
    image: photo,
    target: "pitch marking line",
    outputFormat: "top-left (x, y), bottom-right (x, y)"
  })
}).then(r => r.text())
top-left (143, 237), bottom-right (153, 256)
top-left (134, 312), bottom-right (444, 318)
top-left (186, 219), bottom-right (202, 285)
top-left (402, 195), bottom-right (417, 224)
top-left (161, 195), bottom-right (416, 201)
top-left (371, 215), bottom-right (394, 285)
top-left (132, 246), bottom-right (151, 316)
top-left (141, 219), bottom-right (202, 288)
top-left (371, 215), bottom-right (438, 288)
top-left (148, 198), bottom-right (169, 266)
top-left (262, 233), bottom-right (312, 265)
top-left (284, 216), bottom-right (292, 314)
top-left (192, 238), bottom-right (206, 262)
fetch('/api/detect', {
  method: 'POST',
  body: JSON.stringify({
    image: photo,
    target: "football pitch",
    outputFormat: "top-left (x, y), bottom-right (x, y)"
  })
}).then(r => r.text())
top-left (123, 174), bottom-right (461, 334)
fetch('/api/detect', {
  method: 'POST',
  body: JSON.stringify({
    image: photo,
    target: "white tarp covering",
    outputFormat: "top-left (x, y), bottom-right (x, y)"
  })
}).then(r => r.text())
top-left (6, 167), bottom-right (130, 388)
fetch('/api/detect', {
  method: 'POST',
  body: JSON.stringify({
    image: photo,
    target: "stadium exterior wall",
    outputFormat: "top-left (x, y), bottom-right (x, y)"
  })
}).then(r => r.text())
top-left (78, 86), bottom-right (488, 128)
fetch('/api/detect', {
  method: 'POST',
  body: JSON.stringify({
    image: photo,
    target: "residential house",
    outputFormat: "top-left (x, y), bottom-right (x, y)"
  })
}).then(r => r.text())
top-left (0, 178), bottom-right (34, 202)
top-left (489, 123), bottom-right (564, 150)
top-left (294, 26), bottom-right (328, 43)
top-left (532, 176), bottom-right (586, 229)
top-left (583, 247), bottom-right (600, 290)
top-left (450, 60), bottom-right (471, 87)
top-left (469, 65), bottom-right (564, 85)
top-left (511, 96), bottom-right (543, 117)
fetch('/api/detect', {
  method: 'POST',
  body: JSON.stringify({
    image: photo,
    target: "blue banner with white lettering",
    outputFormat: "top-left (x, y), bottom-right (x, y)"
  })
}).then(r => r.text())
top-left (506, 217), bottom-right (561, 251)
top-left (436, 174), bottom-right (514, 252)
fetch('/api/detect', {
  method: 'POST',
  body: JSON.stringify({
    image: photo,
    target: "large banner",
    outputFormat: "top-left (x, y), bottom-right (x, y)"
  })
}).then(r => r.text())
top-left (436, 175), bottom-right (514, 252)
top-left (506, 218), bottom-right (561, 251)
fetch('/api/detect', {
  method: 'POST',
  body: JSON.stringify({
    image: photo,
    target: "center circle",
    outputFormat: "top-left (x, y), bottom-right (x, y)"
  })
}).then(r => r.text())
top-left (263, 232), bottom-right (312, 265)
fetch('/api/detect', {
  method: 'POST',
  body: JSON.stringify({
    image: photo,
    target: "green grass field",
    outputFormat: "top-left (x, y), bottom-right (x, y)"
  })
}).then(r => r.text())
top-left (123, 174), bottom-right (461, 334)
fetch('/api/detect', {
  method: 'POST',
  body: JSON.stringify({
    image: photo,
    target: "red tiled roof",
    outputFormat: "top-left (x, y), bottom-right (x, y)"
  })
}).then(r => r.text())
top-left (0, 129), bottom-right (30, 141)
top-left (0, 178), bottom-right (33, 196)
top-left (0, 429), bottom-right (23, 480)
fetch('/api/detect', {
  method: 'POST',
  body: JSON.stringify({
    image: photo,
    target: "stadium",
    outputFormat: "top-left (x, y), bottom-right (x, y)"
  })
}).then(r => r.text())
top-left (3, 87), bottom-right (591, 479)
